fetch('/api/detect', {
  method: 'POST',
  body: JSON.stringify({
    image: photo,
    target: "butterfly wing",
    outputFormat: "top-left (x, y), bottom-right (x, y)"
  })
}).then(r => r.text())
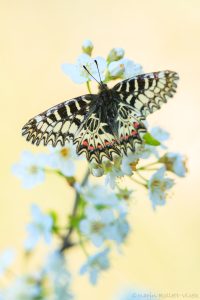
top-left (112, 70), bottom-right (179, 117)
top-left (74, 105), bottom-right (121, 164)
top-left (22, 94), bottom-right (121, 163)
top-left (115, 102), bottom-right (147, 155)
top-left (22, 95), bottom-right (94, 147)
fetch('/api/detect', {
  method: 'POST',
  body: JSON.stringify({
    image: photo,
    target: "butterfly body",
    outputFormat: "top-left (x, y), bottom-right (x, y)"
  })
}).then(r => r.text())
top-left (22, 71), bottom-right (179, 164)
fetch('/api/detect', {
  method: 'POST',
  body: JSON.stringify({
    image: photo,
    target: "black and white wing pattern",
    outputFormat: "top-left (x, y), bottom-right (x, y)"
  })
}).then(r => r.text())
top-left (22, 95), bottom-right (94, 147)
top-left (22, 95), bottom-right (121, 164)
top-left (115, 102), bottom-right (147, 155)
top-left (112, 70), bottom-right (179, 117)
top-left (22, 70), bottom-right (179, 164)
top-left (73, 106), bottom-right (122, 163)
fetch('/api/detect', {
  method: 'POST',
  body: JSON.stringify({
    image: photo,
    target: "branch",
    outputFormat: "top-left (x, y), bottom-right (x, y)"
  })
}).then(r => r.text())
top-left (59, 168), bottom-right (90, 253)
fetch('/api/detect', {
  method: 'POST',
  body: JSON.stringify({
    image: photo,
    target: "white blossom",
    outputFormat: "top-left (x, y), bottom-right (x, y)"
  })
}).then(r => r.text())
top-left (79, 184), bottom-right (130, 246)
top-left (105, 215), bottom-right (130, 245)
top-left (160, 152), bottom-right (187, 177)
top-left (108, 60), bottom-right (125, 78)
top-left (80, 248), bottom-right (110, 285)
top-left (47, 145), bottom-right (77, 177)
top-left (109, 58), bottom-right (143, 79)
top-left (44, 252), bottom-right (73, 300)
top-left (121, 154), bottom-right (139, 176)
top-left (150, 126), bottom-right (170, 142)
top-left (25, 204), bottom-right (53, 251)
top-left (122, 58), bottom-right (143, 79)
top-left (150, 126), bottom-right (170, 152)
top-left (79, 206), bottom-right (116, 247)
top-left (4, 276), bottom-right (41, 300)
top-left (0, 249), bottom-right (15, 277)
top-left (12, 151), bottom-right (45, 189)
top-left (119, 145), bottom-right (153, 176)
top-left (148, 167), bottom-right (174, 209)
top-left (62, 53), bottom-right (106, 84)
top-left (79, 184), bottom-right (121, 208)
top-left (105, 166), bottom-right (124, 189)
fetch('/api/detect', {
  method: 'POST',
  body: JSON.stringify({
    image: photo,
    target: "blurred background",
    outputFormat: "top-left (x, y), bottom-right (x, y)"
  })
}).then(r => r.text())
top-left (1, 0), bottom-right (200, 299)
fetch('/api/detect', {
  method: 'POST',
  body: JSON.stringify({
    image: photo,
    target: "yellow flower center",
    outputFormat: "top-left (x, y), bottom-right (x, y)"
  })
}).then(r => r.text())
top-left (28, 165), bottom-right (38, 174)
top-left (129, 159), bottom-right (139, 171)
top-left (152, 180), bottom-right (166, 191)
top-left (60, 148), bottom-right (69, 157)
top-left (91, 222), bottom-right (104, 233)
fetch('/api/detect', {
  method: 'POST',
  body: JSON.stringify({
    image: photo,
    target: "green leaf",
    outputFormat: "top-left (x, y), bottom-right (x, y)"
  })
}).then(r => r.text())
top-left (48, 210), bottom-right (59, 233)
top-left (49, 210), bottom-right (58, 223)
top-left (143, 132), bottom-right (161, 146)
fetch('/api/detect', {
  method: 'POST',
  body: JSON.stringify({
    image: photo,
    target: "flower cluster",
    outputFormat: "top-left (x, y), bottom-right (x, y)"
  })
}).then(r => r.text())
top-left (79, 184), bottom-right (130, 247)
top-left (0, 252), bottom-right (73, 300)
top-left (62, 40), bottom-right (142, 85)
top-left (1, 40), bottom-right (187, 299)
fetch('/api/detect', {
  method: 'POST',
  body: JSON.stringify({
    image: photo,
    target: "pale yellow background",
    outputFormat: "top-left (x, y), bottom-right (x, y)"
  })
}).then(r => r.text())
top-left (1, 0), bottom-right (200, 299)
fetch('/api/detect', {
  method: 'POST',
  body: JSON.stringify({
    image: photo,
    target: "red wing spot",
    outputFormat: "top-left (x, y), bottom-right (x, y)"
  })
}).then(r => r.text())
top-left (82, 140), bottom-right (88, 147)
top-left (105, 140), bottom-right (111, 146)
top-left (131, 130), bottom-right (137, 136)
top-left (88, 145), bottom-right (94, 151)
top-left (120, 135), bottom-right (126, 141)
top-left (97, 144), bottom-right (103, 149)
top-left (133, 122), bottom-right (140, 129)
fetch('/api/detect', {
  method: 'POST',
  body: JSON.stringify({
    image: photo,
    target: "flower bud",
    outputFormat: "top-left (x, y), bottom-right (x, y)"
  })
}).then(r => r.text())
top-left (89, 163), bottom-right (104, 177)
top-left (108, 61), bottom-right (125, 78)
top-left (107, 47), bottom-right (125, 62)
top-left (82, 39), bottom-right (93, 56)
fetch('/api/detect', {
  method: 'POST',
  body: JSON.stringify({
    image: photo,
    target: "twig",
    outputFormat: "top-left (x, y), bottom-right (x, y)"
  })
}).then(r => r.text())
top-left (59, 168), bottom-right (90, 253)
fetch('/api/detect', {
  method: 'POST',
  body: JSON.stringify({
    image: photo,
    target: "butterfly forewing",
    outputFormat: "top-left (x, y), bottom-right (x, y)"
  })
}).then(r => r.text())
top-left (113, 70), bottom-right (179, 117)
top-left (22, 95), bottom-right (93, 147)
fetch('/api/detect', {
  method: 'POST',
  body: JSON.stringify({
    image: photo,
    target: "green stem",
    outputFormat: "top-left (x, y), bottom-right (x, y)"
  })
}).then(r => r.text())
top-left (130, 176), bottom-right (147, 188)
top-left (140, 168), bottom-right (158, 171)
top-left (45, 168), bottom-right (76, 186)
top-left (45, 168), bottom-right (66, 178)
top-left (137, 161), bottom-right (159, 171)
top-left (135, 170), bottom-right (148, 182)
top-left (86, 81), bottom-right (92, 94)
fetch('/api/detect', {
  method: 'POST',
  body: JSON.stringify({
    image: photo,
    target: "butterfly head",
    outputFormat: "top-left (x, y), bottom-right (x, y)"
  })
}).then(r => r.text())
top-left (98, 83), bottom-right (108, 91)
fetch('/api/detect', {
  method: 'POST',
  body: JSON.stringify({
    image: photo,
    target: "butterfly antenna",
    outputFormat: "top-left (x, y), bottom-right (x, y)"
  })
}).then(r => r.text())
top-left (94, 60), bottom-right (103, 85)
top-left (83, 65), bottom-right (100, 85)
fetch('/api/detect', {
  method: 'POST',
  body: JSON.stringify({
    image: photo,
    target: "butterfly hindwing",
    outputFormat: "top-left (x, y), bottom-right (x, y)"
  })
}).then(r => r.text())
top-left (74, 107), bottom-right (121, 164)
top-left (113, 70), bottom-right (179, 117)
top-left (116, 103), bottom-right (147, 154)
top-left (22, 95), bottom-right (93, 147)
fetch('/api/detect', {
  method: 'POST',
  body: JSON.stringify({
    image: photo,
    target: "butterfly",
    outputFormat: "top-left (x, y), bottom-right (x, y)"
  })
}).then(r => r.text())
top-left (22, 62), bottom-right (179, 164)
